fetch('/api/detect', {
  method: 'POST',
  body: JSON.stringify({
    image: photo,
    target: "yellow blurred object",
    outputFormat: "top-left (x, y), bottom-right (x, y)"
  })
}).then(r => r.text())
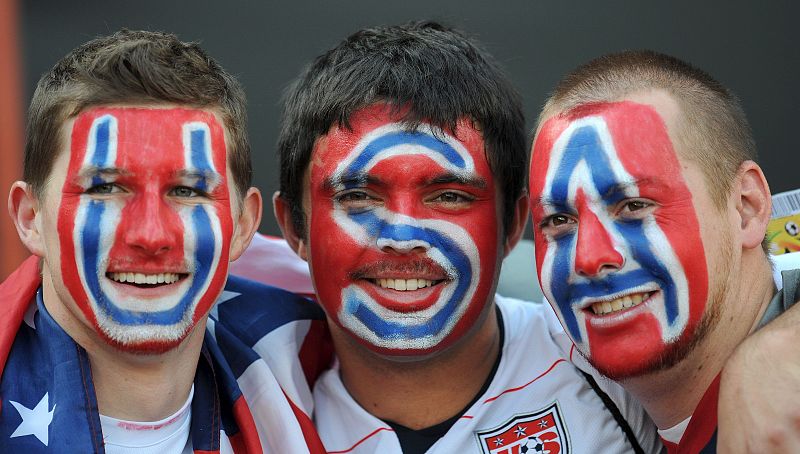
top-left (768, 189), bottom-right (800, 255)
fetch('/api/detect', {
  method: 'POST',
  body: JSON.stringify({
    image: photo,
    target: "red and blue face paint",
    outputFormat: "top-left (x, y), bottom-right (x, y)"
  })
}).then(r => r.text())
top-left (57, 107), bottom-right (232, 352)
top-left (308, 105), bottom-right (499, 356)
top-left (529, 101), bottom-right (708, 376)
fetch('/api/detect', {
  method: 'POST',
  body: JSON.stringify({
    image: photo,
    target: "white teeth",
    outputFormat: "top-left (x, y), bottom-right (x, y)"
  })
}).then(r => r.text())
top-left (377, 278), bottom-right (434, 291)
top-left (591, 292), bottom-right (651, 315)
top-left (109, 272), bottom-right (181, 285)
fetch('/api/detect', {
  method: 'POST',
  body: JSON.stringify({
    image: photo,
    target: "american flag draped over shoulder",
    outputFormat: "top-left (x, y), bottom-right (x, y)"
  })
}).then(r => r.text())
top-left (0, 256), bottom-right (330, 453)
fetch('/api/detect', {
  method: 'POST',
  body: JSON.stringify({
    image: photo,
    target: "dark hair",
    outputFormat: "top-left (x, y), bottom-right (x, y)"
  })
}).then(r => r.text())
top-left (277, 21), bottom-right (526, 236)
top-left (25, 29), bottom-right (251, 200)
top-left (539, 50), bottom-right (757, 209)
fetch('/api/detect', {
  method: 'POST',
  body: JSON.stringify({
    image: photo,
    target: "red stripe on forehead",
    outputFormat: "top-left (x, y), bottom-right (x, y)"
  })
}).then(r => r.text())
top-left (598, 102), bottom-right (681, 180)
top-left (77, 107), bottom-right (228, 176)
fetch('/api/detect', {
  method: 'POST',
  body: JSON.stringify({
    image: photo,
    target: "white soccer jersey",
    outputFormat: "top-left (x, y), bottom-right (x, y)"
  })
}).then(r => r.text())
top-left (313, 295), bottom-right (662, 453)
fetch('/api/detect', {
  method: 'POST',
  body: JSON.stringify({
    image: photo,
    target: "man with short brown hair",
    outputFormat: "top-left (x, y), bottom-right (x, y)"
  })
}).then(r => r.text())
top-left (1, 30), bottom-right (323, 453)
top-left (530, 50), bottom-right (798, 453)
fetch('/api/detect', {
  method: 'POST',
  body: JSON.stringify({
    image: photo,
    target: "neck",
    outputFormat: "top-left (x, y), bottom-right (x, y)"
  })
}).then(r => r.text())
top-left (332, 304), bottom-right (501, 430)
top-left (87, 322), bottom-right (204, 421)
top-left (620, 255), bottom-right (775, 429)
top-left (42, 279), bottom-right (204, 421)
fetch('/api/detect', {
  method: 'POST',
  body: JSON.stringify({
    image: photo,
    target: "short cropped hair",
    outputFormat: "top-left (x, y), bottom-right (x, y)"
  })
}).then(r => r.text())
top-left (538, 50), bottom-right (756, 209)
top-left (277, 21), bottom-right (526, 236)
top-left (24, 29), bottom-right (251, 200)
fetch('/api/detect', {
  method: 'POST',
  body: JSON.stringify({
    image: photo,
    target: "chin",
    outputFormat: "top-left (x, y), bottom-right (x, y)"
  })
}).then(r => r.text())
top-left (584, 328), bottom-right (706, 381)
top-left (95, 318), bottom-right (196, 355)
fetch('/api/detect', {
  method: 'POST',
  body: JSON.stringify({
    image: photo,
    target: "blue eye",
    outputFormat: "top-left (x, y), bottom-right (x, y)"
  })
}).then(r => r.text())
top-left (171, 186), bottom-right (201, 197)
top-left (86, 183), bottom-right (120, 194)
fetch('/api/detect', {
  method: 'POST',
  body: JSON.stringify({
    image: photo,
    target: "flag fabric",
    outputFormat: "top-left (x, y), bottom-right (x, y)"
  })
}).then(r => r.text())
top-left (660, 375), bottom-right (719, 454)
top-left (0, 258), bottom-right (329, 453)
top-left (229, 234), bottom-right (315, 299)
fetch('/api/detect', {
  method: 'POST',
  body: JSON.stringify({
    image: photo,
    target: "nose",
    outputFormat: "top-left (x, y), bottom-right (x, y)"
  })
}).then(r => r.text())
top-left (573, 204), bottom-right (624, 278)
top-left (375, 214), bottom-right (431, 254)
top-left (122, 192), bottom-right (181, 256)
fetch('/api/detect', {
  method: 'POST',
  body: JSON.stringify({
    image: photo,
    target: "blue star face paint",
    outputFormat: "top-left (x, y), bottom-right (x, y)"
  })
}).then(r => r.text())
top-left (307, 105), bottom-right (502, 356)
top-left (57, 107), bottom-right (233, 353)
top-left (530, 101), bottom-right (709, 378)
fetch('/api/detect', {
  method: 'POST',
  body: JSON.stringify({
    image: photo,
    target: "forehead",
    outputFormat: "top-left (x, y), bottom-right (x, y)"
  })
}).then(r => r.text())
top-left (531, 99), bottom-right (697, 198)
top-left (310, 105), bottom-right (487, 173)
top-left (68, 106), bottom-right (226, 164)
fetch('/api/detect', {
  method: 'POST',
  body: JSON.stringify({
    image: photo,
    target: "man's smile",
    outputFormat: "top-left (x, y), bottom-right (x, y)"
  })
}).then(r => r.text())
top-left (373, 278), bottom-right (441, 291)
top-left (588, 290), bottom-right (656, 315)
top-left (107, 272), bottom-right (187, 286)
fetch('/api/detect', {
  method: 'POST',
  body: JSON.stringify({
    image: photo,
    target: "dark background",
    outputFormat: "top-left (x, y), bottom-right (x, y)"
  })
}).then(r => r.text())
top-left (21, 0), bottom-right (799, 237)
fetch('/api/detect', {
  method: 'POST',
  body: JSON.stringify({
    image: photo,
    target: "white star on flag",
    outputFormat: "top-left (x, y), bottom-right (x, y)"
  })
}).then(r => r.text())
top-left (514, 425), bottom-right (527, 437)
top-left (9, 392), bottom-right (56, 446)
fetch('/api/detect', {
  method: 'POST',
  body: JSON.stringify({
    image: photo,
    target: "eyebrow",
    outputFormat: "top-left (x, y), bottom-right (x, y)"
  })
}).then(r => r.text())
top-left (427, 173), bottom-right (487, 189)
top-left (534, 178), bottom-right (663, 207)
top-left (324, 172), bottom-right (380, 191)
top-left (176, 168), bottom-right (223, 180)
top-left (324, 171), bottom-right (488, 191)
top-left (77, 166), bottom-right (130, 179)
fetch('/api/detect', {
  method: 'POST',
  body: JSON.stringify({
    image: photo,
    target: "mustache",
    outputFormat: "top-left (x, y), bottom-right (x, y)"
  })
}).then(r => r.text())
top-left (349, 259), bottom-right (451, 280)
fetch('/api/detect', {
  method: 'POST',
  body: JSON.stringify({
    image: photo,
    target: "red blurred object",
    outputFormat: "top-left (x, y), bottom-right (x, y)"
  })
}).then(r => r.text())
top-left (0, 0), bottom-right (29, 281)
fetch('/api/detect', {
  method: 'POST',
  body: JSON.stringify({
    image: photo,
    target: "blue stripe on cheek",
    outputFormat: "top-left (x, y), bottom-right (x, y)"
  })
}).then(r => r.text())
top-left (348, 236), bottom-right (471, 340)
top-left (82, 200), bottom-right (106, 311)
top-left (343, 210), bottom-right (473, 340)
top-left (549, 233), bottom-right (582, 340)
top-left (139, 205), bottom-right (215, 325)
top-left (615, 221), bottom-right (679, 324)
top-left (91, 205), bottom-right (217, 326)
top-left (176, 205), bottom-right (215, 317)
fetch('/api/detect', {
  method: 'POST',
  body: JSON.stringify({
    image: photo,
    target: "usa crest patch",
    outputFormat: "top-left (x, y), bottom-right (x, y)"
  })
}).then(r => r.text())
top-left (476, 402), bottom-right (570, 454)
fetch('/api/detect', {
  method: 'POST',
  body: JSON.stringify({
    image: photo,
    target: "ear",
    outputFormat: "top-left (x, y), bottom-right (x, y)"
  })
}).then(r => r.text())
top-left (229, 187), bottom-right (262, 261)
top-left (735, 160), bottom-right (771, 251)
top-left (8, 182), bottom-right (45, 257)
top-left (273, 191), bottom-right (309, 261)
top-left (503, 193), bottom-right (530, 257)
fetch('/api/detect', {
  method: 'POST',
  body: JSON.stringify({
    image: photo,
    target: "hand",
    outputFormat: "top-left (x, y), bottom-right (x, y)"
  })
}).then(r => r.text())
top-left (718, 313), bottom-right (800, 453)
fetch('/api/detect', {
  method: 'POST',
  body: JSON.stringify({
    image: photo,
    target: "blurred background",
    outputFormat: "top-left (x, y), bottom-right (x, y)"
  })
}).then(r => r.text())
top-left (1, 0), bottom-right (798, 280)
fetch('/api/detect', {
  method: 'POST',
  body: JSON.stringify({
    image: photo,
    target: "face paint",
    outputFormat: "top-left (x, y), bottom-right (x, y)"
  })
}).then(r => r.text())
top-left (57, 107), bottom-right (232, 352)
top-left (308, 105), bottom-right (500, 356)
top-left (529, 101), bottom-right (709, 377)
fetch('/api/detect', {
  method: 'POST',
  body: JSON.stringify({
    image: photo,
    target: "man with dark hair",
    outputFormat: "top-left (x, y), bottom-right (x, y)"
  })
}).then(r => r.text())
top-left (274, 21), bottom-right (662, 453)
top-left (529, 49), bottom-right (799, 452)
top-left (1, 30), bottom-right (324, 452)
